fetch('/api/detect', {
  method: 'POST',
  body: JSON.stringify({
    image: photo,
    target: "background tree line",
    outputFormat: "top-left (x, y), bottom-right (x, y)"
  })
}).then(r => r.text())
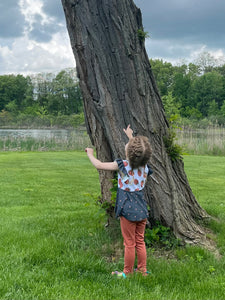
top-left (1, 52), bottom-right (225, 128)
top-left (150, 52), bottom-right (225, 126)
top-left (0, 68), bottom-right (83, 128)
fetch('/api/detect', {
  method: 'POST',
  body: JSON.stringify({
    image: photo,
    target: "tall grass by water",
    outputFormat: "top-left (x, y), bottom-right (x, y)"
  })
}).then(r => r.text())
top-left (176, 125), bottom-right (225, 156)
top-left (1, 125), bottom-right (225, 155)
top-left (0, 152), bottom-right (225, 300)
top-left (0, 130), bottom-right (91, 152)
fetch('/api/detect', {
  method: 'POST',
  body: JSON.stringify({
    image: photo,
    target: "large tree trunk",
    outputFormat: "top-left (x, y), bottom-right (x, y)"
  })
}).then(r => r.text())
top-left (61, 0), bottom-right (210, 245)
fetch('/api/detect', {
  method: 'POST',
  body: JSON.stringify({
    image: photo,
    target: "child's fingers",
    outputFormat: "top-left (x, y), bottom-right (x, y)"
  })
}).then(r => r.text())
top-left (123, 124), bottom-right (130, 132)
top-left (85, 148), bottom-right (94, 154)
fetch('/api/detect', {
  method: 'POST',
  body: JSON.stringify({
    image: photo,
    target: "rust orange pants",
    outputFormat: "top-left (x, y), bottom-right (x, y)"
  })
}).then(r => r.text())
top-left (120, 216), bottom-right (147, 274)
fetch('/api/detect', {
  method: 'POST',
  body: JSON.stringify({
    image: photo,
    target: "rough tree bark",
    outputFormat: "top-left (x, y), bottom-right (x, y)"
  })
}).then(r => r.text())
top-left (61, 0), bottom-right (210, 245)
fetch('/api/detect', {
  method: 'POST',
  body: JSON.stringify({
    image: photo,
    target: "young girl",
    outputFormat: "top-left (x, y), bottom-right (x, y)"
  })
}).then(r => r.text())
top-left (85, 125), bottom-right (153, 278)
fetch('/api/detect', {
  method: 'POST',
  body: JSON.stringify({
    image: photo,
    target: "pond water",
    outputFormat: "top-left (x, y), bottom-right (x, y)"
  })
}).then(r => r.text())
top-left (0, 129), bottom-right (74, 139)
top-left (0, 128), bottom-right (91, 151)
top-left (1, 127), bottom-right (224, 154)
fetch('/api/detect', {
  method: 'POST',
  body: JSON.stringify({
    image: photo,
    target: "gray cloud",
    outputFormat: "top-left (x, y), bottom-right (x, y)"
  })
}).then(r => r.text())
top-left (42, 0), bottom-right (65, 23)
top-left (26, 0), bottom-right (65, 43)
top-left (28, 13), bottom-right (62, 43)
top-left (1, 0), bottom-right (225, 74)
top-left (134, 0), bottom-right (225, 46)
top-left (0, 0), bottom-right (25, 38)
top-left (134, 0), bottom-right (225, 61)
top-left (0, 0), bottom-right (65, 43)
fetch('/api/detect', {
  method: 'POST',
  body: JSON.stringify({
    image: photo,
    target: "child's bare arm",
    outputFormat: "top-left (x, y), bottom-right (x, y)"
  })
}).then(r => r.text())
top-left (123, 124), bottom-right (133, 140)
top-left (85, 148), bottom-right (118, 171)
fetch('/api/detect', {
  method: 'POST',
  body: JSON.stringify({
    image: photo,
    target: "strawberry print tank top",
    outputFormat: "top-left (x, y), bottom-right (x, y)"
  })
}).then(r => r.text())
top-left (117, 160), bottom-right (149, 192)
top-left (114, 159), bottom-right (153, 221)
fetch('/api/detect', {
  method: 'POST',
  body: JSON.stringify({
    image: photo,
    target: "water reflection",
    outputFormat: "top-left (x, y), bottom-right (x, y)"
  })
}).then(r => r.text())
top-left (0, 129), bottom-right (73, 139)
top-left (0, 128), bottom-right (91, 151)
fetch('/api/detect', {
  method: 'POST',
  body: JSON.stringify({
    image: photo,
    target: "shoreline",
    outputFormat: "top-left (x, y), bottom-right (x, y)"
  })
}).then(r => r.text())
top-left (0, 124), bottom-right (86, 131)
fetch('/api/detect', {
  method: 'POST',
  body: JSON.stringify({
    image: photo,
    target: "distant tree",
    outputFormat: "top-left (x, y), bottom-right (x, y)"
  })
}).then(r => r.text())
top-left (171, 72), bottom-right (191, 112)
top-left (182, 106), bottom-right (202, 120)
top-left (162, 91), bottom-right (180, 120)
top-left (0, 74), bottom-right (32, 112)
top-left (192, 71), bottom-right (224, 116)
top-left (32, 73), bottom-right (53, 109)
top-left (21, 76), bottom-right (34, 109)
top-left (14, 75), bottom-right (32, 110)
top-left (150, 58), bottom-right (225, 121)
top-left (47, 70), bottom-right (82, 115)
top-left (150, 59), bottom-right (174, 96)
top-left (216, 64), bottom-right (225, 77)
top-left (221, 100), bottom-right (225, 117)
top-left (5, 100), bottom-right (18, 115)
top-left (187, 63), bottom-right (201, 79)
top-left (31, 69), bottom-right (82, 116)
top-left (173, 63), bottom-right (188, 76)
top-left (194, 51), bottom-right (222, 74)
top-left (208, 99), bottom-right (220, 117)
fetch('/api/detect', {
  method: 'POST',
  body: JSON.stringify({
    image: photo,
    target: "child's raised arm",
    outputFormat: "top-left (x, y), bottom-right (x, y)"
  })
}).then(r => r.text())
top-left (123, 124), bottom-right (133, 140)
top-left (85, 148), bottom-right (118, 171)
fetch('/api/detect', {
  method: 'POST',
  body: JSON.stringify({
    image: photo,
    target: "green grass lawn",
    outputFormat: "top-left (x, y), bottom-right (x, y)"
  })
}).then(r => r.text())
top-left (0, 152), bottom-right (225, 300)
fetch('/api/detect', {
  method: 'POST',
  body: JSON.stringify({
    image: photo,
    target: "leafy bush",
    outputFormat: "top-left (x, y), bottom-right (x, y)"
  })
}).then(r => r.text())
top-left (145, 222), bottom-right (181, 249)
top-left (137, 28), bottom-right (150, 42)
top-left (0, 112), bottom-right (84, 129)
top-left (163, 129), bottom-right (183, 161)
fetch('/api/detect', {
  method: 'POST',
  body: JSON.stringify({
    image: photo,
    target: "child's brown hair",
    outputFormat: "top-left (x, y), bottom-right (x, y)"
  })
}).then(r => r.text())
top-left (126, 136), bottom-right (152, 170)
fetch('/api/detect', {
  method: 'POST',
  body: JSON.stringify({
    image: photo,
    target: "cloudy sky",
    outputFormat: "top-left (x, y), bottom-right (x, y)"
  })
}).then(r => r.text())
top-left (0, 0), bottom-right (225, 75)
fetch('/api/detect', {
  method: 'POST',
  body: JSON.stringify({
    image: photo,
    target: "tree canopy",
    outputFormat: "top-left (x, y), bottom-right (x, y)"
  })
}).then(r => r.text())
top-left (0, 69), bottom-right (82, 117)
top-left (150, 56), bottom-right (225, 124)
top-left (1, 53), bottom-right (225, 125)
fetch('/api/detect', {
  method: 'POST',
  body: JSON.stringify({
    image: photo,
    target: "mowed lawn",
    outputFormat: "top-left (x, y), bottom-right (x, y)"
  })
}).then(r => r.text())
top-left (0, 151), bottom-right (225, 300)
